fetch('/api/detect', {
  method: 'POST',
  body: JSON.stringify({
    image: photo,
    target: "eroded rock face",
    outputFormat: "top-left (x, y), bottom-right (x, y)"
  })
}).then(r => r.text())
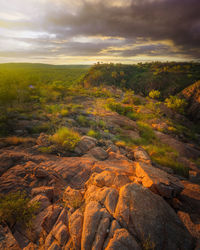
top-left (81, 201), bottom-right (111, 250)
top-left (114, 183), bottom-right (193, 250)
top-left (135, 161), bottom-right (184, 198)
top-left (68, 209), bottom-right (83, 250)
top-left (0, 149), bottom-right (196, 250)
top-left (0, 225), bottom-right (20, 250)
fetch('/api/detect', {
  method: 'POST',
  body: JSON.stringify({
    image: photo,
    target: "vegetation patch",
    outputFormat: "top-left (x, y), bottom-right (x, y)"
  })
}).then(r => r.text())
top-left (136, 121), bottom-right (156, 144)
top-left (87, 129), bottom-right (101, 139)
top-left (106, 98), bottom-right (133, 115)
top-left (0, 191), bottom-right (39, 228)
top-left (149, 90), bottom-right (161, 99)
top-left (77, 115), bottom-right (90, 127)
top-left (50, 127), bottom-right (81, 151)
top-left (165, 95), bottom-right (187, 114)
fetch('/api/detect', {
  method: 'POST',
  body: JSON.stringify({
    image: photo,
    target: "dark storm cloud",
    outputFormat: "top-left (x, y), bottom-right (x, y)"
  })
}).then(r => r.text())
top-left (1, 0), bottom-right (200, 62)
top-left (42, 0), bottom-right (200, 58)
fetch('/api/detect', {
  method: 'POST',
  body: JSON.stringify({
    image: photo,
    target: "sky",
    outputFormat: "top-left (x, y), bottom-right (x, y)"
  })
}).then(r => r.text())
top-left (0, 0), bottom-right (200, 64)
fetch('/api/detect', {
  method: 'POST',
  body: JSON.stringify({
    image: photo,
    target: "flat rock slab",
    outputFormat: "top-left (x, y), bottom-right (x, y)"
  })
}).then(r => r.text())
top-left (94, 158), bottom-right (135, 175)
top-left (135, 161), bottom-right (184, 198)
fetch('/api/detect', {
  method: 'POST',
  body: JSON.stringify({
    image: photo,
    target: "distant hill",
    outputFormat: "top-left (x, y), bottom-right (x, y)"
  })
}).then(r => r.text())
top-left (82, 62), bottom-right (200, 98)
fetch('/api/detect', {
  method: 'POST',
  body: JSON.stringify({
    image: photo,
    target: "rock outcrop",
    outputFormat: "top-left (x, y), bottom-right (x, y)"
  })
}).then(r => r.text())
top-left (0, 147), bottom-right (198, 249)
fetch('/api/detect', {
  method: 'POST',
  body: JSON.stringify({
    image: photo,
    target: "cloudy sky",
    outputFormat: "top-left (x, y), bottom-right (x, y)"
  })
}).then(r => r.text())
top-left (0, 0), bottom-right (200, 64)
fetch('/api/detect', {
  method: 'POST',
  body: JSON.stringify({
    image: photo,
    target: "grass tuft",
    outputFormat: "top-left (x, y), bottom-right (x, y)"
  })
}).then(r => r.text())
top-left (50, 127), bottom-right (81, 151)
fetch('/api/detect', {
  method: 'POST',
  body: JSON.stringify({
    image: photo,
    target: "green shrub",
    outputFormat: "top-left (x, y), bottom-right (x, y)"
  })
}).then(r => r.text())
top-left (45, 104), bottom-right (62, 114)
top-left (77, 115), bottom-right (89, 127)
top-left (122, 90), bottom-right (135, 104)
top-left (106, 99), bottom-right (133, 115)
top-left (165, 96), bottom-right (187, 114)
top-left (126, 111), bottom-right (139, 120)
top-left (87, 129), bottom-right (101, 139)
top-left (96, 119), bottom-right (107, 129)
top-left (70, 104), bottom-right (84, 113)
top-left (149, 90), bottom-right (160, 99)
top-left (60, 109), bottom-right (69, 117)
top-left (50, 127), bottom-right (81, 151)
top-left (132, 96), bottom-right (144, 105)
top-left (0, 191), bottom-right (39, 228)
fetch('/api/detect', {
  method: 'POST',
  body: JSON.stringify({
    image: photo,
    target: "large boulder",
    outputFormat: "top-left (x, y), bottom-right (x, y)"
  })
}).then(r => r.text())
top-left (88, 146), bottom-right (108, 161)
top-left (135, 161), bottom-right (184, 198)
top-left (105, 228), bottom-right (141, 250)
top-left (75, 136), bottom-right (97, 155)
top-left (114, 183), bottom-right (193, 250)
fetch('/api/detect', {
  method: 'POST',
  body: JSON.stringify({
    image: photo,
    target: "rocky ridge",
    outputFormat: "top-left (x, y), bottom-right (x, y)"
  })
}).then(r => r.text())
top-left (0, 139), bottom-right (199, 250)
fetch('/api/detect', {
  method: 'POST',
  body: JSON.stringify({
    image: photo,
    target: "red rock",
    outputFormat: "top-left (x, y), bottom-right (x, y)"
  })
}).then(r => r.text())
top-left (31, 186), bottom-right (55, 202)
top-left (178, 211), bottom-right (200, 239)
top-left (68, 209), bottom-right (83, 250)
top-left (41, 205), bottom-right (62, 234)
top-left (114, 183), bottom-right (193, 250)
top-left (88, 147), bottom-right (108, 160)
top-left (0, 225), bottom-right (20, 250)
top-left (74, 136), bottom-right (97, 154)
top-left (81, 201), bottom-right (111, 250)
top-left (133, 146), bottom-right (151, 164)
top-left (105, 228), bottom-right (140, 250)
top-left (135, 161), bottom-right (184, 198)
top-left (29, 194), bottom-right (51, 212)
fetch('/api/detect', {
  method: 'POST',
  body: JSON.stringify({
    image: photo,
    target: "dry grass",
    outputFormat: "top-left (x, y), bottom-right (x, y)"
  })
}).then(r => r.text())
top-left (4, 136), bottom-right (35, 145)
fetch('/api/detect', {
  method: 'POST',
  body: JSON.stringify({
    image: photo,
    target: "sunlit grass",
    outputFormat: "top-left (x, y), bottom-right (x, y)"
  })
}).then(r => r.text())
top-left (50, 127), bottom-right (81, 151)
